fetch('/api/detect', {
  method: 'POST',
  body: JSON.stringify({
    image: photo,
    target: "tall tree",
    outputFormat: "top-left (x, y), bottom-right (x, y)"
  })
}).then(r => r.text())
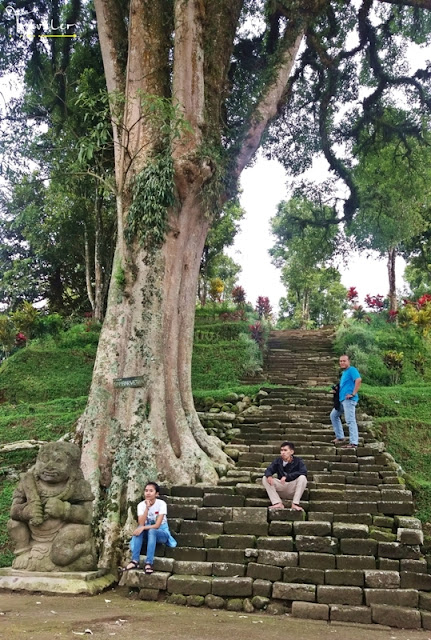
top-left (3, 0), bottom-right (431, 567)
top-left (0, 7), bottom-right (116, 318)
top-left (349, 127), bottom-right (431, 311)
top-left (270, 196), bottom-right (344, 328)
top-left (198, 199), bottom-right (244, 305)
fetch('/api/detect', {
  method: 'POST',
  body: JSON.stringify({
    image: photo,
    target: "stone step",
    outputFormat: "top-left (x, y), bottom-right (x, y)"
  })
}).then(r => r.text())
top-left (119, 329), bottom-right (427, 625)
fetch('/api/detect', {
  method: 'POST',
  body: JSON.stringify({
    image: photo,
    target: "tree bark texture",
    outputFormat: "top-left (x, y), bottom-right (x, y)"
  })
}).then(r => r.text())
top-left (79, 0), bottom-right (310, 567)
top-left (387, 247), bottom-right (397, 312)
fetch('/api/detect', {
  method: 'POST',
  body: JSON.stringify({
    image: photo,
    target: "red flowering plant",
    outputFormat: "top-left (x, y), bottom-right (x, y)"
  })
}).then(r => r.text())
top-left (364, 294), bottom-right (385, 312)
top-left (15, 332), bottom-right (27, 348)
top-left (256, 296), bottom-right (272, 319)
top-left (219, 309), bottom-right (246, 322)
top-left (249, 321), bottom-right (264, 348)
top-left (387, 310), bottom-right (398, 323)
top-left (347, 287), bottom-right (358, 302)
top-left (417, 294), bottom-right (431, 309)
top-left (231, 286), bottom-right (246, 305)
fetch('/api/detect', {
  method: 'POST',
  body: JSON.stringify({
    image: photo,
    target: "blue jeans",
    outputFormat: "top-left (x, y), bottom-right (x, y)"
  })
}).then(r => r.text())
top-left (330, 399), bottom-right (358, 445)
top-left (130, 527), bottom-right (169, 565)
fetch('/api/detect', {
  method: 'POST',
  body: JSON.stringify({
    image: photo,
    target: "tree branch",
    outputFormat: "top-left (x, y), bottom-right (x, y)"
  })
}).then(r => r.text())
top-left (93, 0), bottom-right (127, 97)
top-left (234, 28), bottom-right (304, 180)
top-left (172, 0), bottom-right (206, 153)
top-left (379, 0), bottom-right (431, 9)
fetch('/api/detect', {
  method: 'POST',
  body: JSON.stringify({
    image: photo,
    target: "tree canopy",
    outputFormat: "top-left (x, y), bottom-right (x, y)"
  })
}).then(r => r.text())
top-left (270, 196), bottom-right (346, 328)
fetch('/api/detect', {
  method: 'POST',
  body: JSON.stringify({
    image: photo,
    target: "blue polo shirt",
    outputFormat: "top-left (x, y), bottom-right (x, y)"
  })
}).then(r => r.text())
top-left (339, 366), bottom-right (361, 402)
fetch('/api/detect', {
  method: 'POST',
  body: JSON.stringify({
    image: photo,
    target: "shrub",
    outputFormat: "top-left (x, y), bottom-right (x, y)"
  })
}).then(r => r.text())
top-left (33, 313), bottom-right (64, 338)
top-left (194, 321), bottom-right (249, 342)
top-left (237, 333), bottom-right (262, 376)
top-left (231, 286), bottom-right (246, 305)
top-left (11, 301), bottom-right (39, 338)
top-left (383, 350), bottom-right (404, 385)
top-left (255, 296), bottom-right (272, 319)
top-left (219, 309), bottom-right (247, 322)
top-left (249, 321), bottom-right (264, 348)
top-left (209, 278), bottom-right (224, 302)
top-left (335, 321), bottom-right (378, 355)
top-left (347, 286), bottom-right (358, 302)
top-left (364, 294), bottom-right (385, 312)
top-left (351, 304), bottom-right (367, 321)
top-left (0, 315), bottom-right (16, 356)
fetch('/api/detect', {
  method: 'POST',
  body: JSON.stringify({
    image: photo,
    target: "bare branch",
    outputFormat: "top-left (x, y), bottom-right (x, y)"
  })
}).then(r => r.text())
top-left (234, 28), bottom-right (304, 180)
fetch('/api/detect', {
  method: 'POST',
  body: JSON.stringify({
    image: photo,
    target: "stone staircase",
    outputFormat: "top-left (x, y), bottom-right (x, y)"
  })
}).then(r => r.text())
top-left (120, 330), bottom-right (431, 630)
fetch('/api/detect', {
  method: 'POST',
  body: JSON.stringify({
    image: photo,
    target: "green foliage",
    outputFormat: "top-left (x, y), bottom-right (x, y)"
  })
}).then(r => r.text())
top-left (195, 301), bottom-right (239, 319)
top-left (193, 384), bottom-right (269, 404)
top-left (126, 152), bottom-right (174, 251)
top-left (335, 316), bottom-right (431, 386)
top-left (362, 383), bottom-right (431, 522)
top-left (125, 95), bottom-right (192, 251)
top-left (114, 263), bottom-right (126, 291)
top-left (194, 322), bottom-right (249, 343)
top-left (33, 313), bottom-right (64, 338)
top-left (270, 197), bottom-right (347, 329)
top-left (11, 301), bottom-right (38, 338)
top-left (0, 326), bottom-right (98, 403)
top-left (0, 482), bottom-right (14, 567)
top-left (192, 339), bottom-right (261, 390)
top-left (350, 125), bottom-right (431, 255)
top-left (199, 199), bottom-right (244, 305)
top-left (0, 315), bottom-right (16, 355)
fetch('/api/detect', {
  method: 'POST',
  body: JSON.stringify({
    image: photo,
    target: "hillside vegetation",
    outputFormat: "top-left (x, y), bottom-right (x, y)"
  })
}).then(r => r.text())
top-left (335, 312), bottom-right (431, 529)
top-left (0, 305), bottom-right (267, 565)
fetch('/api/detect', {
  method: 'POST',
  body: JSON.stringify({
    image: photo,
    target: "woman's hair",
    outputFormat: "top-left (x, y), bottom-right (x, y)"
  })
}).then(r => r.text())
top-left (145, 481), bottom-right (160, 493)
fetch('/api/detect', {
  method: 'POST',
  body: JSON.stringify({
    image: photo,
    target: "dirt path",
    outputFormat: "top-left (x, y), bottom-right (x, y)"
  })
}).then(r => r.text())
top-left (0, 591), bottom-right (430, 640)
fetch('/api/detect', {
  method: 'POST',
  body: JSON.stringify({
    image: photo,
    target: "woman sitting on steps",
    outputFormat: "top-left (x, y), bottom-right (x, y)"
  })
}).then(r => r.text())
top-left (122, 481), bottom-right (177, 574)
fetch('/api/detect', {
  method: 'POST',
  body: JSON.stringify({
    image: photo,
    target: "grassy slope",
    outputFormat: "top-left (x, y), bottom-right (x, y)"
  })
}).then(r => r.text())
top-left (361, 384), bottom-right (431, 524)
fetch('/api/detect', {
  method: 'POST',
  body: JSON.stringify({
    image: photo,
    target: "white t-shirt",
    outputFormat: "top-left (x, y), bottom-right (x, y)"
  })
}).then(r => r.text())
top-left (137, 498), bottom-right (168, 526)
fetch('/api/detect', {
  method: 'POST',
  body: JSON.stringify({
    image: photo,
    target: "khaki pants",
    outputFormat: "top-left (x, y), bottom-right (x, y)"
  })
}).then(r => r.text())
top-left (262, 475), bottom-right (307, 506)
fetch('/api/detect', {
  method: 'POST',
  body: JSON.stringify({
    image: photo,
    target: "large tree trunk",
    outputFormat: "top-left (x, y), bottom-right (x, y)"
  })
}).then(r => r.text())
top-left (387, 247), bottom-right (397, 312)
top-left (77, 185), bottom-right (232, 568)
top-left (78, 0), bottom-right (307, 567)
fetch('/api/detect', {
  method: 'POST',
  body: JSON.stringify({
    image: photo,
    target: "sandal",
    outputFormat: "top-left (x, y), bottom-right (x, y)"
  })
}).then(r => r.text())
top-left (144, 563), bottom-right (154, 574)
top-left (120, 560), bottom-right (139, 572)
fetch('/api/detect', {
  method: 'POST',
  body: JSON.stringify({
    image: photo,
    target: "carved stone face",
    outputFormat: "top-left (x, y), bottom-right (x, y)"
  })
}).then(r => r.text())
top-left (34, 444), bottom-right (74, 484)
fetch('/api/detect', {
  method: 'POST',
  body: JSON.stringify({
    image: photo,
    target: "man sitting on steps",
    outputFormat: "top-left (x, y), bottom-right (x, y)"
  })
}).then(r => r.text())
top-left (262, 441), bottom-right (308, 511)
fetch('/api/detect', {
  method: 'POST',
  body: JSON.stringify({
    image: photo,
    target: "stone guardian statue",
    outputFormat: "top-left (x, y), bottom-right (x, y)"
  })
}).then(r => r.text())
top-left (7, 441), bottom-right (97, 572)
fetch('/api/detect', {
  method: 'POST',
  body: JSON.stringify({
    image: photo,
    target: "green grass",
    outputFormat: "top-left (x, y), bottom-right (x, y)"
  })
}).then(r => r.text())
top-left (0, 343), bottom-right (96, 404)
top-left (0, 481), bottom-right (14, 567)
top-left (361, 383), bottom-right (431, 523)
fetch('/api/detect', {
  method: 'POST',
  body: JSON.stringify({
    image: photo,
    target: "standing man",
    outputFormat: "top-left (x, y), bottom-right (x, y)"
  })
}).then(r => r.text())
top-left (262, 441), bottom-right (307, 511)
top-left (330, 354), bottom-right (362, 449)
